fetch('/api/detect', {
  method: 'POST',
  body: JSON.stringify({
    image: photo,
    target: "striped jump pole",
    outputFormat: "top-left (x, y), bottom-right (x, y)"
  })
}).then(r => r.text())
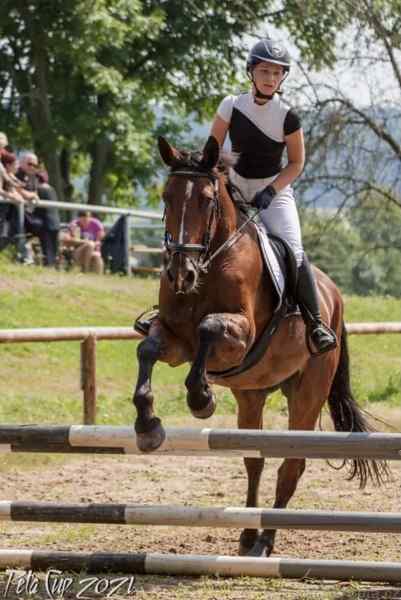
top-left (2, 501), bottom-right (401, 533)
top-left (0, 550), bottom-right (400, 581)
top-left (1, 425), bottom-right (401, 459)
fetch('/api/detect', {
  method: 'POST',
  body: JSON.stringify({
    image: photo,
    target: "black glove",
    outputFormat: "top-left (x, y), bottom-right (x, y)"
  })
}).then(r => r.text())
top-left (252, 184), bottom-right (277, 210)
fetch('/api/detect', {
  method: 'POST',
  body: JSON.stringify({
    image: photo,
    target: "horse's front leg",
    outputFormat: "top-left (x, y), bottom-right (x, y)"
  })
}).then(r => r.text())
top-left (185, 313), bottom-right (250, 418)
top-left (133, 319), bottom-right (188, 452)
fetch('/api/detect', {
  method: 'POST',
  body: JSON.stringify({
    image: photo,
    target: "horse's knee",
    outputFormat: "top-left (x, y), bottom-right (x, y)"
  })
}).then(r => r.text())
top-left (198, 315), bottom-right (225, 343)
top-left (137, 335), bottom-right (161, 363)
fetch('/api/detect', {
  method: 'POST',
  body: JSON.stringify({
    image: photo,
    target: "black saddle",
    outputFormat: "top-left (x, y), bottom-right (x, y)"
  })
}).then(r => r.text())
top-left (208, 230), bottom-right (300, 379)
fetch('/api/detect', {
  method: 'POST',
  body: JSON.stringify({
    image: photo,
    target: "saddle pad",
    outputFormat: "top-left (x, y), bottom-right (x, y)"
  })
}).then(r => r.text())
top-left (254, 223), bottom-right (285, 306)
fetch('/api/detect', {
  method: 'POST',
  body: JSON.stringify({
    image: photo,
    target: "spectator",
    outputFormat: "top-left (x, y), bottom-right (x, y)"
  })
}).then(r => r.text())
top-left (0, 132), bottom-right (20, 189)
top-left (63, 210), bottom-right (105, 274)
top-left (36, 171), bottom-right (60, 267)
top-left (0, 151), bottom-right (24, 204)
top-left (16, 152), bottom-right (60, 266)
top-left (0, 150), bottom-right (26, 252)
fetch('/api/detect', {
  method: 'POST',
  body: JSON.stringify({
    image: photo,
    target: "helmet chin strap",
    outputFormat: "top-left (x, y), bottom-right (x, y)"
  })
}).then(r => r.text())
top-left (254, 84), bottom-right (273, 101)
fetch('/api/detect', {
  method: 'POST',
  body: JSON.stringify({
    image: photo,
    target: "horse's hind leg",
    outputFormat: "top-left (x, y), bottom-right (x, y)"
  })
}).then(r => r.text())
top-left (251, 356), bottom-right (338, 557)
top-left (232, 389), bottom-right (267, 555)
top-left (133, 319), bottom-right (188, 452)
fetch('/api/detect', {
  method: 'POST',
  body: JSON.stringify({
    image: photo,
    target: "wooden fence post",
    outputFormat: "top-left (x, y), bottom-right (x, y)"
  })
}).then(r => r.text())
top-left (80, 335), bottom-right (97, 424)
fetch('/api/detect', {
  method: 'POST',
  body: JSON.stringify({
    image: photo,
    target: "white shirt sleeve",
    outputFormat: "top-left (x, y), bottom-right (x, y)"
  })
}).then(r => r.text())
top-left (217, 95), bottom-right (235, 123)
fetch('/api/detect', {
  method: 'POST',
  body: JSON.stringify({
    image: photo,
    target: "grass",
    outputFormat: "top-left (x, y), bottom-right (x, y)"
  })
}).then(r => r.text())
top-left (0, 261), bottom-right (400, 431)
top-left (0, 261), bottom-right (399, 598)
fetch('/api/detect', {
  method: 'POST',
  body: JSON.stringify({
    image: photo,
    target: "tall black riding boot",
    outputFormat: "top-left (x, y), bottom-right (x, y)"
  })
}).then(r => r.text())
top-left (296, 256), bottom-right (337, 355)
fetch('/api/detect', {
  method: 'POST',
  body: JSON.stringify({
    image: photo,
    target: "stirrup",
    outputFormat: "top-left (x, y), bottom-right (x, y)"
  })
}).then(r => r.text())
top-left (306, 322), bottom-right (338, 356)
top-left (134, 306), bottom-right (159, 336)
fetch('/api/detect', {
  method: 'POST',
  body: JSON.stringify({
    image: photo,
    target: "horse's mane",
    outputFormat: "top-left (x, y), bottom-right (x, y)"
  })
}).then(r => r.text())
top-left (171, 150), bottom-right (231, 174)
top-left (171, 149), bottom-right (248, 212)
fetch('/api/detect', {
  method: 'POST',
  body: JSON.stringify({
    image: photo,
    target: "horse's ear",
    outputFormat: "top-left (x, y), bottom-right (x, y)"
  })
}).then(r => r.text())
top-left (201, 135), bottom-right (220, 171)
top-left (158, 136), bottom-right (181, 167)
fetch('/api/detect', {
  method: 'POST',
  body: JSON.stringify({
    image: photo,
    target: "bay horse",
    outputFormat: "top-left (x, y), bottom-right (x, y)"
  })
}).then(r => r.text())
top-left (133, 135), bottom-right (388, 557)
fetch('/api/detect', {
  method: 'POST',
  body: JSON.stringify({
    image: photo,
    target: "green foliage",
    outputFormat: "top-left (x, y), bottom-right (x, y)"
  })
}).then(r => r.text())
top-left (301, 194), bottom-right (401, 297)
top-left (0, 0), bottom-right (372, 204)
top-left (0, 265), bottom-right (399, 431)
top-left (301, 208), bottom-right (361, 293)
top-left (349, 196), bottom-right (401, 297)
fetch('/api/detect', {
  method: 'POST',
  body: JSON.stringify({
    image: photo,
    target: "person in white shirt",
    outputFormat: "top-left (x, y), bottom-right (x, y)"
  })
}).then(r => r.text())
top-left (209, 38), bottom-right (337, 354)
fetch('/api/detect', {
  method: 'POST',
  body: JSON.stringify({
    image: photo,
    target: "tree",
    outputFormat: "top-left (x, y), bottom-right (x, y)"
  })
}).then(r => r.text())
top-left (291, 0), bottom-right (401, 216)
top-left (300, 193), bottom-right (401, 297)
top-left (348, 195), bottom-right (401, 296)
top-left (0, 0), bottom-right (359, 205)
top-left (300, 207), bottom-right (361, 293)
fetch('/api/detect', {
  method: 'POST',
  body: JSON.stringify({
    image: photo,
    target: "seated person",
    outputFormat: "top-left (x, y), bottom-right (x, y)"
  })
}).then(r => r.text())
top-left (16, 152), bottom-right (60, 266)
top-left (62, 210), bottom-right (105, 274)
top-left (0, 151), bottom-right (25, 204)
top-left (0, 132), bottom-right (20, 189)
top-left (0, 151), bottom-right (27, 252)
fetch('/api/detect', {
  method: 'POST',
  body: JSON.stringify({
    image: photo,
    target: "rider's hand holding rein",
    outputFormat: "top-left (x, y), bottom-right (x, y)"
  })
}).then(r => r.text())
top-left (252, 184), bottom-right (276, 211)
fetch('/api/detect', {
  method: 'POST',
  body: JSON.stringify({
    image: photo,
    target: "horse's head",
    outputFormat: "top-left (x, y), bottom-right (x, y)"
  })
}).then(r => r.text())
top-left (158, 135), bottom-right (221, 295)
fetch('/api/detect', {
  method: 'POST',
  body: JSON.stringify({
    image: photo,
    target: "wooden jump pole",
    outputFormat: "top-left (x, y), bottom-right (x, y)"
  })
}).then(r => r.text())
top-left (0, 323), bottom-right (400, 344)
top-left (0, 550), bottom-right (400, 581)
top-left (0, 327), bottom-right (142, 343)
top-left (2, 501), bottom-right (401, 533)
top-left (1, 425), bottom-right (401, 459)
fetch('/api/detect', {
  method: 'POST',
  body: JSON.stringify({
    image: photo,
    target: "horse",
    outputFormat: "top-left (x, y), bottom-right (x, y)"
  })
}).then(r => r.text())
top-left (132, 135), bottom-right (388, 557)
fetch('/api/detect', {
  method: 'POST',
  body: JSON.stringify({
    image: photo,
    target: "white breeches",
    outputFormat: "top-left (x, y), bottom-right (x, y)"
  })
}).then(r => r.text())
top-left (229, 169), bottom-right (304, 267)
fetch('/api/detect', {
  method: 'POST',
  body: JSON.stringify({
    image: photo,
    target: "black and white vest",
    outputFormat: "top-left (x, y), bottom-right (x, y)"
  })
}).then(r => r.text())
top-left (217, 92), bottom-right (301, 179)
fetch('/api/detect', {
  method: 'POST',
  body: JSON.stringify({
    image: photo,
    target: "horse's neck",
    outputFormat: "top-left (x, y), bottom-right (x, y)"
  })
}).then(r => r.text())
top-left (214, 179), bottom-right (239, 242)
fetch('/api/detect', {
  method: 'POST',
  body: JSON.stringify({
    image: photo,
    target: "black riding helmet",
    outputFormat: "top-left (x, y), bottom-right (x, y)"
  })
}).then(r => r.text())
top-left (247, 38), bottom-right (290, 100)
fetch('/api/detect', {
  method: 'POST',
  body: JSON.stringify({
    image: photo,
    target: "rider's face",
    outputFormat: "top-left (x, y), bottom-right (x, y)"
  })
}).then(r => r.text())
top-left (252, 62), bottom-right (284, 97)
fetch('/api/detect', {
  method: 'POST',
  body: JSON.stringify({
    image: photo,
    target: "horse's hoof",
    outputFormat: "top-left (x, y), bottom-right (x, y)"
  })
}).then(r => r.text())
top-left (247, 539), bottom-right (273, 558)
top-left (238, 530), bottom-right (259, 556)
top-left (190, 396), bottom-right (216, 419)
top-left (135, 421), bottom-right (166, 453)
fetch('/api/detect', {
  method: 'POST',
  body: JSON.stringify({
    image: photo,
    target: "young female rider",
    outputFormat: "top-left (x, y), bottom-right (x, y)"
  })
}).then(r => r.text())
top-left (210, 38), bottom-right (337, 354)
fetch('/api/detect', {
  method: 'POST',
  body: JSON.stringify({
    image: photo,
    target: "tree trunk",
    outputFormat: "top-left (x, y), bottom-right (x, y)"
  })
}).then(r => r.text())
top-left (88, 138), bottom-right (112, 205)
top-left (29, 40), bottom-right (65, 203)
top-left (60, 148), bottom-right (73, 202)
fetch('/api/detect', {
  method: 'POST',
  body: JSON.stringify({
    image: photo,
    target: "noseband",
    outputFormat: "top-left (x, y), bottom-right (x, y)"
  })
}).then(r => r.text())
top-left (164, 169), bottom-right (219, 271)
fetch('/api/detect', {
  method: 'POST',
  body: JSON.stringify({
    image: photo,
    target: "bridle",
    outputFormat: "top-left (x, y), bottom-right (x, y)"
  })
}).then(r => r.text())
top-left (164, 169), bottom-right (220, 272)
top-left (164, 167), bottom-right (262, 274)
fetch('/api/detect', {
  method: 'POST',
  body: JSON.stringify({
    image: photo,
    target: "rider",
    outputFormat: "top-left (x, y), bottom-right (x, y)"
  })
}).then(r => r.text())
top-left (210, 37), bottom-right (337, 354)
top-left (136, 38), bottom-right (336, 354)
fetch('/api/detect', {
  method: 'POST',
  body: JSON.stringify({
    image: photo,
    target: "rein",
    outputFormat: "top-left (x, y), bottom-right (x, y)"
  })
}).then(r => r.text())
top-left (164, 168), bottom-right (262, 273)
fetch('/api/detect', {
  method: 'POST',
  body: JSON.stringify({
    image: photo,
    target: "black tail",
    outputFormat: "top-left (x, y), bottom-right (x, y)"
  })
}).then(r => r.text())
top-left (327, 322), bottom-right (390, 488)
